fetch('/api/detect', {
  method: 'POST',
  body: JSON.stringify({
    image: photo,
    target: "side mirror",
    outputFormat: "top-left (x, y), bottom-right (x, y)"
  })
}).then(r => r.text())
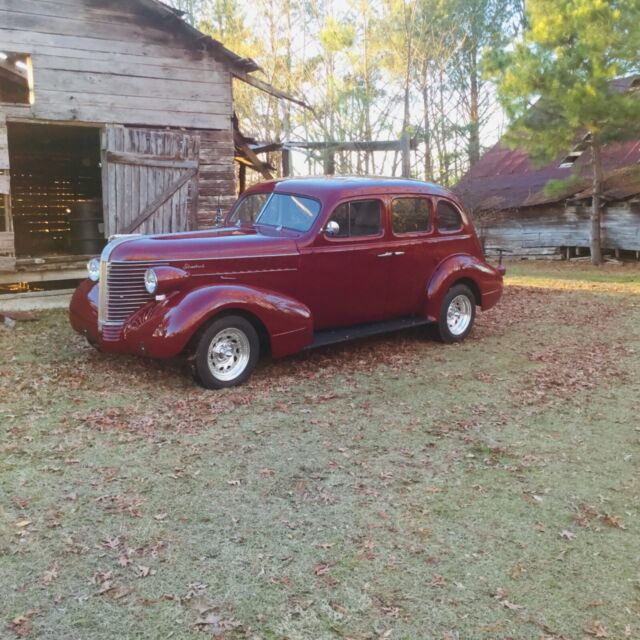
top-left (325, 220), bottom-right (340, 237)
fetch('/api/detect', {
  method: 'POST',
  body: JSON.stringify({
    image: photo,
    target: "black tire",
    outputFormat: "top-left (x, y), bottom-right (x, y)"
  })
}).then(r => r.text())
top-left (192, 315), bottom-right (259, 389)
top-left (436, 284), bottom-right (476, 343)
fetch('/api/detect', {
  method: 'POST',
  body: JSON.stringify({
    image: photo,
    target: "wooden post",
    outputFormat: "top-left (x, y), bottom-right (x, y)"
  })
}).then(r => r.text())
top-left (238, 164), bottom-right (246, 194)
top-left (281, 148), bottom-right (291, 177)
top-left (324, 149), bottom-right (335, 175)
top-left (400, 132), bottom-right (411, 178)
top-left (282, 147), bottom-right (291, 178)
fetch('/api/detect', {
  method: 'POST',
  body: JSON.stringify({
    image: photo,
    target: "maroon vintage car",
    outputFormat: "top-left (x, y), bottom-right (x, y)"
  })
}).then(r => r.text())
top-left (70, 177), bottom-right (504, 388)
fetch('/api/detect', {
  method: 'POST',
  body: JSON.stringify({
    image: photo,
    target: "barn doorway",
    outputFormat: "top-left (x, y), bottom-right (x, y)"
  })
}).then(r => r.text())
top-left (7, 122), bottom-right (104, 258)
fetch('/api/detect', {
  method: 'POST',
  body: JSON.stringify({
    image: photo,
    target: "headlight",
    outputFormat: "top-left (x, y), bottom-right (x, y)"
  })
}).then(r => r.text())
top-left (87, 258), bottom-right (100, 282)
top-left (144, 269), bottom-right (158, 295)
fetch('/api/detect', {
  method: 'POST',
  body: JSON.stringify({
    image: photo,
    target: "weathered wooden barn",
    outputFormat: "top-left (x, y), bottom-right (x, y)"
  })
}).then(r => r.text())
top-left (455, 76), bottom-right (640, 259)
top-left (0, 0), bottom-right (293, 288)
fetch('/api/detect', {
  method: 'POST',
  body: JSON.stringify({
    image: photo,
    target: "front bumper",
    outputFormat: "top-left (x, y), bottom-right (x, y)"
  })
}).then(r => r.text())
top-left (69, 280), bottom-right (183, 358)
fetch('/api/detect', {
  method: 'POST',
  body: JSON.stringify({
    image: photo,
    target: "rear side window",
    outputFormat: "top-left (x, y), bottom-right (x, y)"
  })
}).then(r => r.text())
top-left (392, 198), bottom-right (432, 234)
top-left (328, 200), bottom-right (381, 238)
top-left (437, 201), bottom-right (464, 232)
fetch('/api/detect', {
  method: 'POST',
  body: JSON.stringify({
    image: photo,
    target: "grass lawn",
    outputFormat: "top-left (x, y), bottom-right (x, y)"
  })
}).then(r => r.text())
top-left (1, 262), bottom-right (639, 639)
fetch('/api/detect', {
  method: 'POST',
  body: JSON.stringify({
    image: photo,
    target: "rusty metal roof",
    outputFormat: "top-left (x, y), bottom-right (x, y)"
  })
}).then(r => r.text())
top-left (455, 77), bottom-right (640, 212)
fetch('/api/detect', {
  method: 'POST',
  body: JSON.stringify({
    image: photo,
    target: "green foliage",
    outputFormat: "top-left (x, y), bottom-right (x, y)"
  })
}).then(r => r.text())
top-left (543, 174), bottom-right (585, 198)
top-left (488, 0), bottom-right (640, 164)
top-left (165, 0), bottom-right (523, 181)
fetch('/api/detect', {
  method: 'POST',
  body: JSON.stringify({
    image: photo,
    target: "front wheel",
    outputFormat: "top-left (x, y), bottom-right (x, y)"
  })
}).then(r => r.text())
top-left (193, 315), bottom-right (259, 389)
top-left (436, 284), bottom-right (476, 343)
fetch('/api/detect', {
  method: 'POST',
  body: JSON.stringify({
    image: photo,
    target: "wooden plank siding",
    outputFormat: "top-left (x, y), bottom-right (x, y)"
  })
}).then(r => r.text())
top-left (0, 0), bottom-right (233, 130)
top-left (196, 129), bottom-right (236, 228)
top-left (0, 112), bottom-right (15, 271)
top-left (476, 202), bottom-right (640, 256)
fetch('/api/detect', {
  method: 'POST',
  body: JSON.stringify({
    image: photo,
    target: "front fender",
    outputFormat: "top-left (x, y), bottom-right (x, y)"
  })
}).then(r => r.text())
top-left (424, 254), bottom-right (503, 319)
top-left (123, 284), bottom-right (313, 359)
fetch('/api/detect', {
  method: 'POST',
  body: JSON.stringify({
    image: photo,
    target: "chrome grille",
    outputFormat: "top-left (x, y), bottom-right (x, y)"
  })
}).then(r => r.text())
top-left (102, 324), bottom-right (123, 342)
top-left (104, 261), bottom-right (159, 324)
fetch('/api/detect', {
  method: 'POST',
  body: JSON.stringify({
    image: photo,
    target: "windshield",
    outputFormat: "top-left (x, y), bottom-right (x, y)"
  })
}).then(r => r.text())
top-left (255, 193), bottom-right (321, 232)
top-left (227, 192), bottom-right (270, 225)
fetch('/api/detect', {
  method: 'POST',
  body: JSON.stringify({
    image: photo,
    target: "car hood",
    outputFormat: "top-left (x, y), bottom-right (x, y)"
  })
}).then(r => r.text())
top-left (106, 226), bottom-right (300, 263)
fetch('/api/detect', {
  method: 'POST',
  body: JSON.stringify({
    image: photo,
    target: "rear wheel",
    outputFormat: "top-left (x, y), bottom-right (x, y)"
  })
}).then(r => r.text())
top-left (436, 284), bottom-right (476, 343)
top-left (193, 315), bottom-right (259, 389)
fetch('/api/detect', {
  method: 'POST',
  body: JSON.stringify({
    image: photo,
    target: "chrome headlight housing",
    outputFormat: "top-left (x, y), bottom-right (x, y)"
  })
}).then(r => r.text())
top-left (87, 258), bottom-right (100, 282)
top-left (144, 268), bottom-right (158, 295)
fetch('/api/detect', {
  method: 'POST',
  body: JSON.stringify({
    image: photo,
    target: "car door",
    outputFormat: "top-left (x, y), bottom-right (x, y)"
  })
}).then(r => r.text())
top-left (300, 198), bottom-right (390, 329)
top-left (384, 195), bottom-right (437, 317)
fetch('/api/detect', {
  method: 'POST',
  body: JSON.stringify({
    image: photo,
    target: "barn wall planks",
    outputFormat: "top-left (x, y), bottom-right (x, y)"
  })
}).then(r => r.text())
top-left (0, 231), bottom-right (15, 271)
top-left (0, 0), bottom-right (233, 130)
top-left (602, 203), bottom-right (640, 250)
top-left (195, 129), bottom-right (236, 228)
top-left (476, 202), bottom-right (640, 254)
top-left (0, 112), bottom-right (15, 270)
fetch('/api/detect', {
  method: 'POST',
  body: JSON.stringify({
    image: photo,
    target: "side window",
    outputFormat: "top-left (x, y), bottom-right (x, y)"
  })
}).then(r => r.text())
top-left (392, 198), bottom-right (432, 234)
top-left (437, 200), bottom-right (463, 232)
top-left (327, 200), bottom-right (381, 238)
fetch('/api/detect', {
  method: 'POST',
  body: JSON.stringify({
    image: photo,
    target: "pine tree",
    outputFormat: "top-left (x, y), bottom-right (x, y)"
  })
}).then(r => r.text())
top-left (489, 0), bottom-right (640, 264)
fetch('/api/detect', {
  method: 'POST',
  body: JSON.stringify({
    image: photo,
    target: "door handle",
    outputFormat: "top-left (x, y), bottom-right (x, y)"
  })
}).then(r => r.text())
top-left (393, 251), bottom-right (405, 256)
top-left (377, 252), bottom-right (394, 258)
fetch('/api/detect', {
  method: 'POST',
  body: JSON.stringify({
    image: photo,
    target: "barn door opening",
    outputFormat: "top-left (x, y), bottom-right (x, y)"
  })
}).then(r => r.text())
top-left (7, 122), bottom-right (103, 259)
top-left (102, 127), bottom-right (200, 236)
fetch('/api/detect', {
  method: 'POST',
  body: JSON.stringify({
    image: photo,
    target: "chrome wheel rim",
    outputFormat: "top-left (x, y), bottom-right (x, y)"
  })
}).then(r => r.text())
top-left (207, 327), bottom-right (251, 381)
top-left (446, 294), bottom-right (473, 336)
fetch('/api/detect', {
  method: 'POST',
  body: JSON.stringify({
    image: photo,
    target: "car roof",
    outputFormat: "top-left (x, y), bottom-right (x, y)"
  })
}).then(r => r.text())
top-left (243, 176), bottom-right (457, 202)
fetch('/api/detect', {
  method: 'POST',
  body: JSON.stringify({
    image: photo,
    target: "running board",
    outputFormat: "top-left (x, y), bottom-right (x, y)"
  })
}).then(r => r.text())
top-left (307, 316), bottom-right (432, 350)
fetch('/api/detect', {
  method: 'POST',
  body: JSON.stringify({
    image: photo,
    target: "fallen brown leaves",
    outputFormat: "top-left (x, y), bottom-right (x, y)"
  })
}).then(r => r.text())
top-left (8, 611), bottom-right (37, 638)
top-left (585, 620), bottom-right (608, 638)
top-left (599, 513), bottom-right (625, 529)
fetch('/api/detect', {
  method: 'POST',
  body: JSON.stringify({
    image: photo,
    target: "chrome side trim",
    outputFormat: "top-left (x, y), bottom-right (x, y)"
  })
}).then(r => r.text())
top-left (106, 253), bottom-right (300, 262)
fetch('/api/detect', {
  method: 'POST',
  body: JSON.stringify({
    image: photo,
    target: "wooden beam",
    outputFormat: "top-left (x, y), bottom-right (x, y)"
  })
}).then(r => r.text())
top-left (252, 142), bottom-right (283, 155)
top-left (286, 139), bottom-right (418, 152)
top-left (0, 58), bottom-right (28, 83)
top-left (234, 130), bottom-right (273, 180)
top-left (232, 70), bottom-right (313, 112)
top-left (123, 167), bottom-right (197, 234)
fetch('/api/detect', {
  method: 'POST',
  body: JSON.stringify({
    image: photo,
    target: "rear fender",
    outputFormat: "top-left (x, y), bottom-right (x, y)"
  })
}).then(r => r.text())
top-left (423, 254), bottom-right (501, 320)
top-left (124, 284), bottom-right (313, 359)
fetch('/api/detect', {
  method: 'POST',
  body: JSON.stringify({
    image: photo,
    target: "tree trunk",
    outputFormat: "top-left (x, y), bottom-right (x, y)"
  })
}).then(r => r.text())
top-left (439, 68), bottom-right (449, 186)
top-left (590, 137), bottom-right (603, 265)
top-left (468, 49), bottom-right (481, 167)
top-left (422, 61), bottom-right (433, 181)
